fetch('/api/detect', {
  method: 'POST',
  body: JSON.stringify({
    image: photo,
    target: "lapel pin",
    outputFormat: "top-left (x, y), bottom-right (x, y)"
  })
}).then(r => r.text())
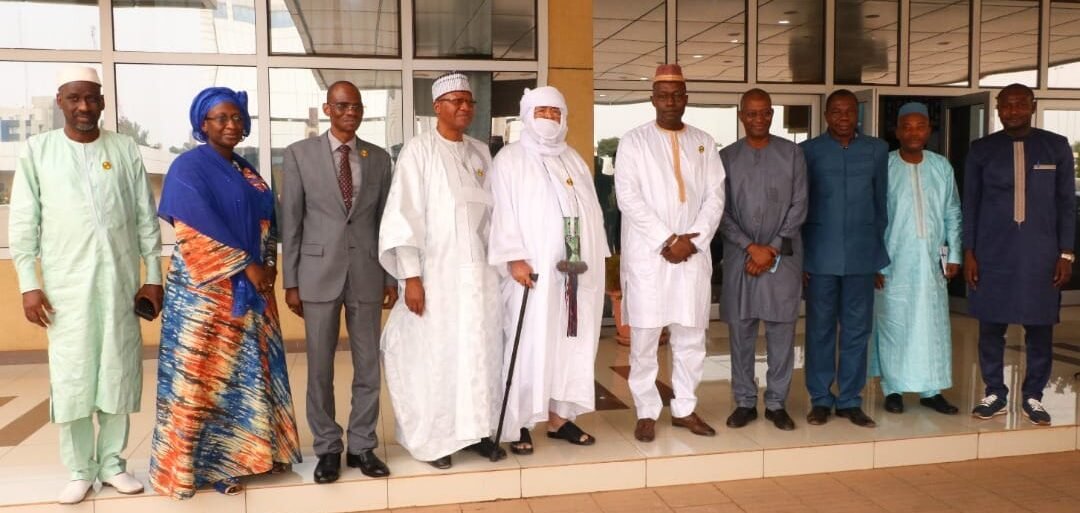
top-left (360, 149), bottom-right (368, 158)
top-left (698, 145), bottom-right (705, 154)
top-left (102, 160), bottom-right (112, 170)
top-left (476, 169), bottom-right (485, 178)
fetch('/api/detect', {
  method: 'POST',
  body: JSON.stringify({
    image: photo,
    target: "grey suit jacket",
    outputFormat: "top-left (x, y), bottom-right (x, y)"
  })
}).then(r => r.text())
top-left (281, 132), bottom-right (393, 303)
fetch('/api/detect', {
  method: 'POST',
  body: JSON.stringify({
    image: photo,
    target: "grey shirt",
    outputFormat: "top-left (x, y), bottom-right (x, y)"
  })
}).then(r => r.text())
top-left (329, 132), bottom-right (362, 200)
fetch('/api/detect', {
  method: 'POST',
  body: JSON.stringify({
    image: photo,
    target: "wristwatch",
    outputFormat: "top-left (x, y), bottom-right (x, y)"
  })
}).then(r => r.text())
top-left (1061, 252), bottom-right (1075, 263)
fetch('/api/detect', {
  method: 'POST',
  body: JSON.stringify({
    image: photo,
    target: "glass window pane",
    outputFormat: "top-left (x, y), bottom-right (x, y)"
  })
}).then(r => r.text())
top-left (268, 0), bottom-right (400, 56)
top-left (772, 104), bottom-right (812, 143)
top-left (909, 0), bottom-right (970, 86)
top-left (835, 0), bottom-right (898, 85)
top-left (112, 0), bottom-right (256, 54)
top-left (0, 1), bottom-right (100, 50)
top-left (677, 0), bottom-right (746, 82)
top-left (115, 64), bottom-right (259, 245)
top-left (594, 0), bottom-right (666, 82)
top-left (414, 0), bottom-right (535, 59)
top-left (757, 0), bottom-right (825, 83)
top-left (1048, 1), bottom-right (1080, 89)
top-left (413, 71), bottom-right (535, 154)
top-left (0, 61), bottom-right (101, 249)
top-left (979, 0), bottom-right (1039, 88)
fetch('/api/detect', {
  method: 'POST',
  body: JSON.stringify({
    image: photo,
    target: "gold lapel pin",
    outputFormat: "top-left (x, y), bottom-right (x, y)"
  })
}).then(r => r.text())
top-left (566, 177), bottom-right (574, 186)
top-left (360, 149), bottom-right (368, 158)
top-left (476, 169), bottom-right (485, 178)
top-left (102, 161), bottom-right (112, 170)
top-left (698, 145), bottom-right (705, 154)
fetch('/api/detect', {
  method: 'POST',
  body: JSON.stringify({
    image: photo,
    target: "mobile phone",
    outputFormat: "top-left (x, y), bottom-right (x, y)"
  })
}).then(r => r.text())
top-left (135, 297), bottom-right (157, 321)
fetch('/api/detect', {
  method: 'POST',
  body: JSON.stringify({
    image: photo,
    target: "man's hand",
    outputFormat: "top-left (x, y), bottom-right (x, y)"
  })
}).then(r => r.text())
top-left (1053, 256), bottom-right (1073, 288)
top-left (509, 260), bottom-right (536, 288)
top-left (747, 243), bottom-right (777, 270)
top-left (404, 277), bottom-right (425, 316)
top-left (945, 263), bottom-right (960, 281)
top-left (134, 284), bottom-right (164, 320)
top-left (874, 273), bottom-right (886, 290)
top-left (803, 272), bottom-right (809, 288)
top-left (285, 287), bottom-right (303, 317)
top-left (664, 233), bottom-right (700, 263)
top-left (22, 289), bottom-right (53, 327)
top-left (964, 250), bottom-right (979, 290)
top-left (383, 285), bottom-right (399, 309)
top-left (745, 259), bottom-right (765, 277)
top-left (245, 263), bottom-right (271, 294)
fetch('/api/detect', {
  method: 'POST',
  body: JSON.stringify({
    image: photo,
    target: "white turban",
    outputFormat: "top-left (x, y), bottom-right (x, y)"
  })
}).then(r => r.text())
top-left (56, 66), bottom-right (101, 90)
top-left (431, 72), bottom-right (471, 100)
top-left (519, 86), bottom-right (568, 157)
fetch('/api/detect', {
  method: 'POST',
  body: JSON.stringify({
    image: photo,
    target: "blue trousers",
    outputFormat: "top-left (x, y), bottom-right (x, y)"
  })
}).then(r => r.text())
top-left (978, 322), bottom-right (1053, 401)
top-left (805, 273), bottom-right (875, 409)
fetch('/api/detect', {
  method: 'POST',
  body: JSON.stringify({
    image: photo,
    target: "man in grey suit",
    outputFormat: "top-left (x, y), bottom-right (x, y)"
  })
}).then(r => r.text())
top-left (281, 81), bottom-right (397, 483)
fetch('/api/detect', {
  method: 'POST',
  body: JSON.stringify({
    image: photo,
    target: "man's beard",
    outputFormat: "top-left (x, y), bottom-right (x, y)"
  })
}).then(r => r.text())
top-left (73, 121), bottom-right (97, 132)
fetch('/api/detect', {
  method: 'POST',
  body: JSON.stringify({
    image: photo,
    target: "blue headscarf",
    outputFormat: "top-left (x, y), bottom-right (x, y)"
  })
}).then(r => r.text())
top-left (189, 87), bottom-right (251, 143)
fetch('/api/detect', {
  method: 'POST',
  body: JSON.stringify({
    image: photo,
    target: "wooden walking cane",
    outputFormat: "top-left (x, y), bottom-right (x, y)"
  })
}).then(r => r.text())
top-left (491, 273), bottom-right (539, 461)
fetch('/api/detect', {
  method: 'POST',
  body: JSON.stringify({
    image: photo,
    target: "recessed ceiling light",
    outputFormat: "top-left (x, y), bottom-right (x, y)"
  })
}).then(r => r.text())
top-left (730, 39), bottom-right (739, 43)
top-left (639, 77), bottom-right (648, 80)
top-left (599, 94), bottom-right (607, 97)
top-left (693, 54), bottom-right (704, 58)
top-left (778, 19), bottom-right (790, 24)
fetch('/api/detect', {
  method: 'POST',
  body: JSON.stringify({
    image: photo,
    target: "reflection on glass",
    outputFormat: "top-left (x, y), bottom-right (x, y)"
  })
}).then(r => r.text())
top-left (269, 69), bottom-right (403, 200)
top-left (0, 1), bottom-right (99, 50)
top-left (0, 61), bottom-right (100, 247)
top-left (909, 0), bottom-right (970, 86)
top-left (112, 0), bottom-right (256, 54)
top-left (413, 71), bottom-right (535, 154)
top-left (835, 0), bottom-right (898, 85)
top-left (414, 0), bottom-right (535, 59)
top-left (269, 0), bottom-right (399, 56)
top-left (772, 105), bottom-right (811, 143)
top-left (979, 0), bottom-right (1038, 87)
top-left (677, 0), bottom-right (746, 82)
top-left (1042, 110), bottom-right (1080, 174)
top-left (593, 0), bottom-right (666, 81)
top-left (1048, 1), bottom-right (1080, 89)
top-left (757, 0), bottom-right (825, 83)
top-left (116, 64), bottom-right (259, 244)
top-left (683, 99), bottom-right (738, 148)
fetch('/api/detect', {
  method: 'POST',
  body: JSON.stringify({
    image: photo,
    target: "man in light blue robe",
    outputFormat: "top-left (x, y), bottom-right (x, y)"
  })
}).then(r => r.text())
top-left (870, 102), bottom-right (961, 416)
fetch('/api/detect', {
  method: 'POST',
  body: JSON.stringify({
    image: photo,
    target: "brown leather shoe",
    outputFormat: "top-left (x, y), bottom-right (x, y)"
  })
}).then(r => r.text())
top-left (634, 418), bottom-right (656, 442)
top-left (671, 412), bottom-right (716, 437)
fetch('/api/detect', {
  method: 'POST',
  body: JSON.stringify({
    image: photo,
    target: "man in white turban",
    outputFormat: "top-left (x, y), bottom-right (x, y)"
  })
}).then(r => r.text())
top-left (488, 86), bottom-right (609, 455)
top-left (378, 72), bottom-right (504, 469)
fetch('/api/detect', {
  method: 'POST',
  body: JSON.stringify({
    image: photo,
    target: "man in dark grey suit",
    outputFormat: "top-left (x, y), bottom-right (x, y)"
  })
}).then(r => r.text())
top-left (281, 81), bottom-right (396, 483)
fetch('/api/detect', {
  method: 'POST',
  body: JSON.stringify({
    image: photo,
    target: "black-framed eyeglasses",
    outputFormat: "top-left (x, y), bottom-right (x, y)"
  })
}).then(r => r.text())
top-left (205, 113), bottom-right (245, 125)
top-left (330, 102), bottom-right (363, 113)
top-left (437, 98), bottom-right (478, 108)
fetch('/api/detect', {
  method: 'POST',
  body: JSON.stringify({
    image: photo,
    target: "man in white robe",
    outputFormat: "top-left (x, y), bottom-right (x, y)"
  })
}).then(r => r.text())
top-left (8, 66), bottom-right (161, 504)
top-left (616, 64), bottom-right (726, 442)
top-left (378, 72), bottom-right (504, 469)
top-left (487, 86), bottom-right (609, 454)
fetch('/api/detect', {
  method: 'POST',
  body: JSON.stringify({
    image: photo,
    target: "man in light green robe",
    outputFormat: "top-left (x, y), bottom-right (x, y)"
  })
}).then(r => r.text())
top-left (870, 102), bottom-right (961, 416)
top-left (8, 67), bottom-right (162, 504)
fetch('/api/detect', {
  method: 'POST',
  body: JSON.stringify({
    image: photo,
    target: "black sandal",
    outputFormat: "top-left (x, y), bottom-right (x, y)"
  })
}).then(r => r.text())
top-left (467, 436), bottom-right (507, 461)
top-left (510, 428), bottom-right (533, 455)
top-left (546, 421), bottom-right (595, 446)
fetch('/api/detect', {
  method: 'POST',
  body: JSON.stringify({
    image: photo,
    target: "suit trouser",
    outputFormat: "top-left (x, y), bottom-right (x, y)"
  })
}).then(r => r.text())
top-left (805, 273), bottom-right (875, 409)
top-left (978, 321), bottom-right (1053, 402)
top-left (629, 324), bottom-right (706, 420)
top-left (729, 318), bottom-right (795, 411)
top-left (303, 284), bottom-right (382, 456)
top-left (58, 411), bottom-right (129, 481)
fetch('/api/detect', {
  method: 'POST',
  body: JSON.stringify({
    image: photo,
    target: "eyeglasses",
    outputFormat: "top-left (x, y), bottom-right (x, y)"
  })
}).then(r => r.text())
top-left (330, 102), bottom-right (363, 113)
top-left (653, 92), bottom-right (688, 103)
top-left (204, 113), bottom-right (245, 125)
top-left (437, 97), bottom-right (478, 108)
top-left (742, 109), bottom-right (774, 119)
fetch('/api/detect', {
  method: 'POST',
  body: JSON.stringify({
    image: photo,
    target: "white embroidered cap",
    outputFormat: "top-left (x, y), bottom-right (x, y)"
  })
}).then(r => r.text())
top-left (57, 66), bottom-right (101, 89)
top-left (431, 72), bottom-right (471, 100)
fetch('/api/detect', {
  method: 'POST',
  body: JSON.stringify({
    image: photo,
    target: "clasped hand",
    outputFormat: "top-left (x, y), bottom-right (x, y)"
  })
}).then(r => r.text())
top-left (661, 233), bottom-right (699, 263)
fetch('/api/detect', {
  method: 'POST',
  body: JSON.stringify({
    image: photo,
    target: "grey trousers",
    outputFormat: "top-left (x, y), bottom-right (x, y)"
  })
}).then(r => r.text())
top-left (304, 286), bottom-right (382, 456)
top-left (728, 318), bottom-right (795, 411)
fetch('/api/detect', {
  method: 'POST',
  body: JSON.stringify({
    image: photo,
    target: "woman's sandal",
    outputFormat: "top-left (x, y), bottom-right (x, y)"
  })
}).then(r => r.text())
top-left (546, 421), bottom-right (596, 446)
top-left (213, 477), bottom-right (243, 496)
top-left (509, 427), bottom-right (534, 455)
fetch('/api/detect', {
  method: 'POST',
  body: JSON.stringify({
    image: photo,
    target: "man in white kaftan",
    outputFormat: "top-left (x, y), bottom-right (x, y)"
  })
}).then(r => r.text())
top-left (378, 73), bottom-right (503, 468)
top-left (870, 102), bottom-right (961, 416)
top-left (8, 67), bottom-right (161, 504)
top-left (616, 64), bottom-right (726, 442)
top-left (487, 86), bottom-right (609, 453)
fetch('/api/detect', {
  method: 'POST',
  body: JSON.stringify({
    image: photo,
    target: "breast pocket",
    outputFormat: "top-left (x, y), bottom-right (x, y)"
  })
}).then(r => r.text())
top-left (301, 243), bottom-right (324, 256)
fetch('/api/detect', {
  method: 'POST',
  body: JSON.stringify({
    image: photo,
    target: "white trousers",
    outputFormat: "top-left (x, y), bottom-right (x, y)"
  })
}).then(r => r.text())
top-left (628, 324), bottom-right (706, 419)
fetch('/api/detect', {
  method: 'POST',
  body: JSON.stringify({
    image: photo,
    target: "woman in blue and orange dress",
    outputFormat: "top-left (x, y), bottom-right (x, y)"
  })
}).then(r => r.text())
top-left (149, 87), bottom-right (301, 499)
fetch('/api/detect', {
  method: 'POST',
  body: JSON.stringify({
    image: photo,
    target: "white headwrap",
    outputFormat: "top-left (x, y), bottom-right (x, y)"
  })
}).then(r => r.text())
top-left (519, 86), bottom-right (569, 157)
top-left (56, 66), bottom-right (101, 89)
top-left (432, 72), bottom-right (471, 100)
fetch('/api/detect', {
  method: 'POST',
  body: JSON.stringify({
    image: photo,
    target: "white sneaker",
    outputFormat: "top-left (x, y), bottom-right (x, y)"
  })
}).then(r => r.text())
top-left (102, 472), bottom-right (144, 495)
top-left (57, 479), bottom-right (93, 504)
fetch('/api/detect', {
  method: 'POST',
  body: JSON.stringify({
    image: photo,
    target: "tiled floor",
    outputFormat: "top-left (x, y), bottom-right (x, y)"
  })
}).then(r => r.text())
top-left (1, 308), bottom-right (1078, 512)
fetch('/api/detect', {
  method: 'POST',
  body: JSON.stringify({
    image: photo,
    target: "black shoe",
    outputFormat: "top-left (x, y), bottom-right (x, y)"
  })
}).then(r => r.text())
top-left (885, 393), bottom-right (904, 413)
top-left (347, 449), bottom-right (390, 478)
top-left (467, 436), bottom-right (507, 461)
top-left (313, 453), bottom-right (341, 484)
top-left (919, 394), bottom-right (959, 415)
top-left (428, 455), bottom-right (452, 469)
top-left (835, 407), bottom-right (877, 428)
top-left (764, 408), bottom-right (796, 431)
top-left (725, 406), bottom-right (758, 428)
top-left (806, 406), bottom-right (831, 425)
